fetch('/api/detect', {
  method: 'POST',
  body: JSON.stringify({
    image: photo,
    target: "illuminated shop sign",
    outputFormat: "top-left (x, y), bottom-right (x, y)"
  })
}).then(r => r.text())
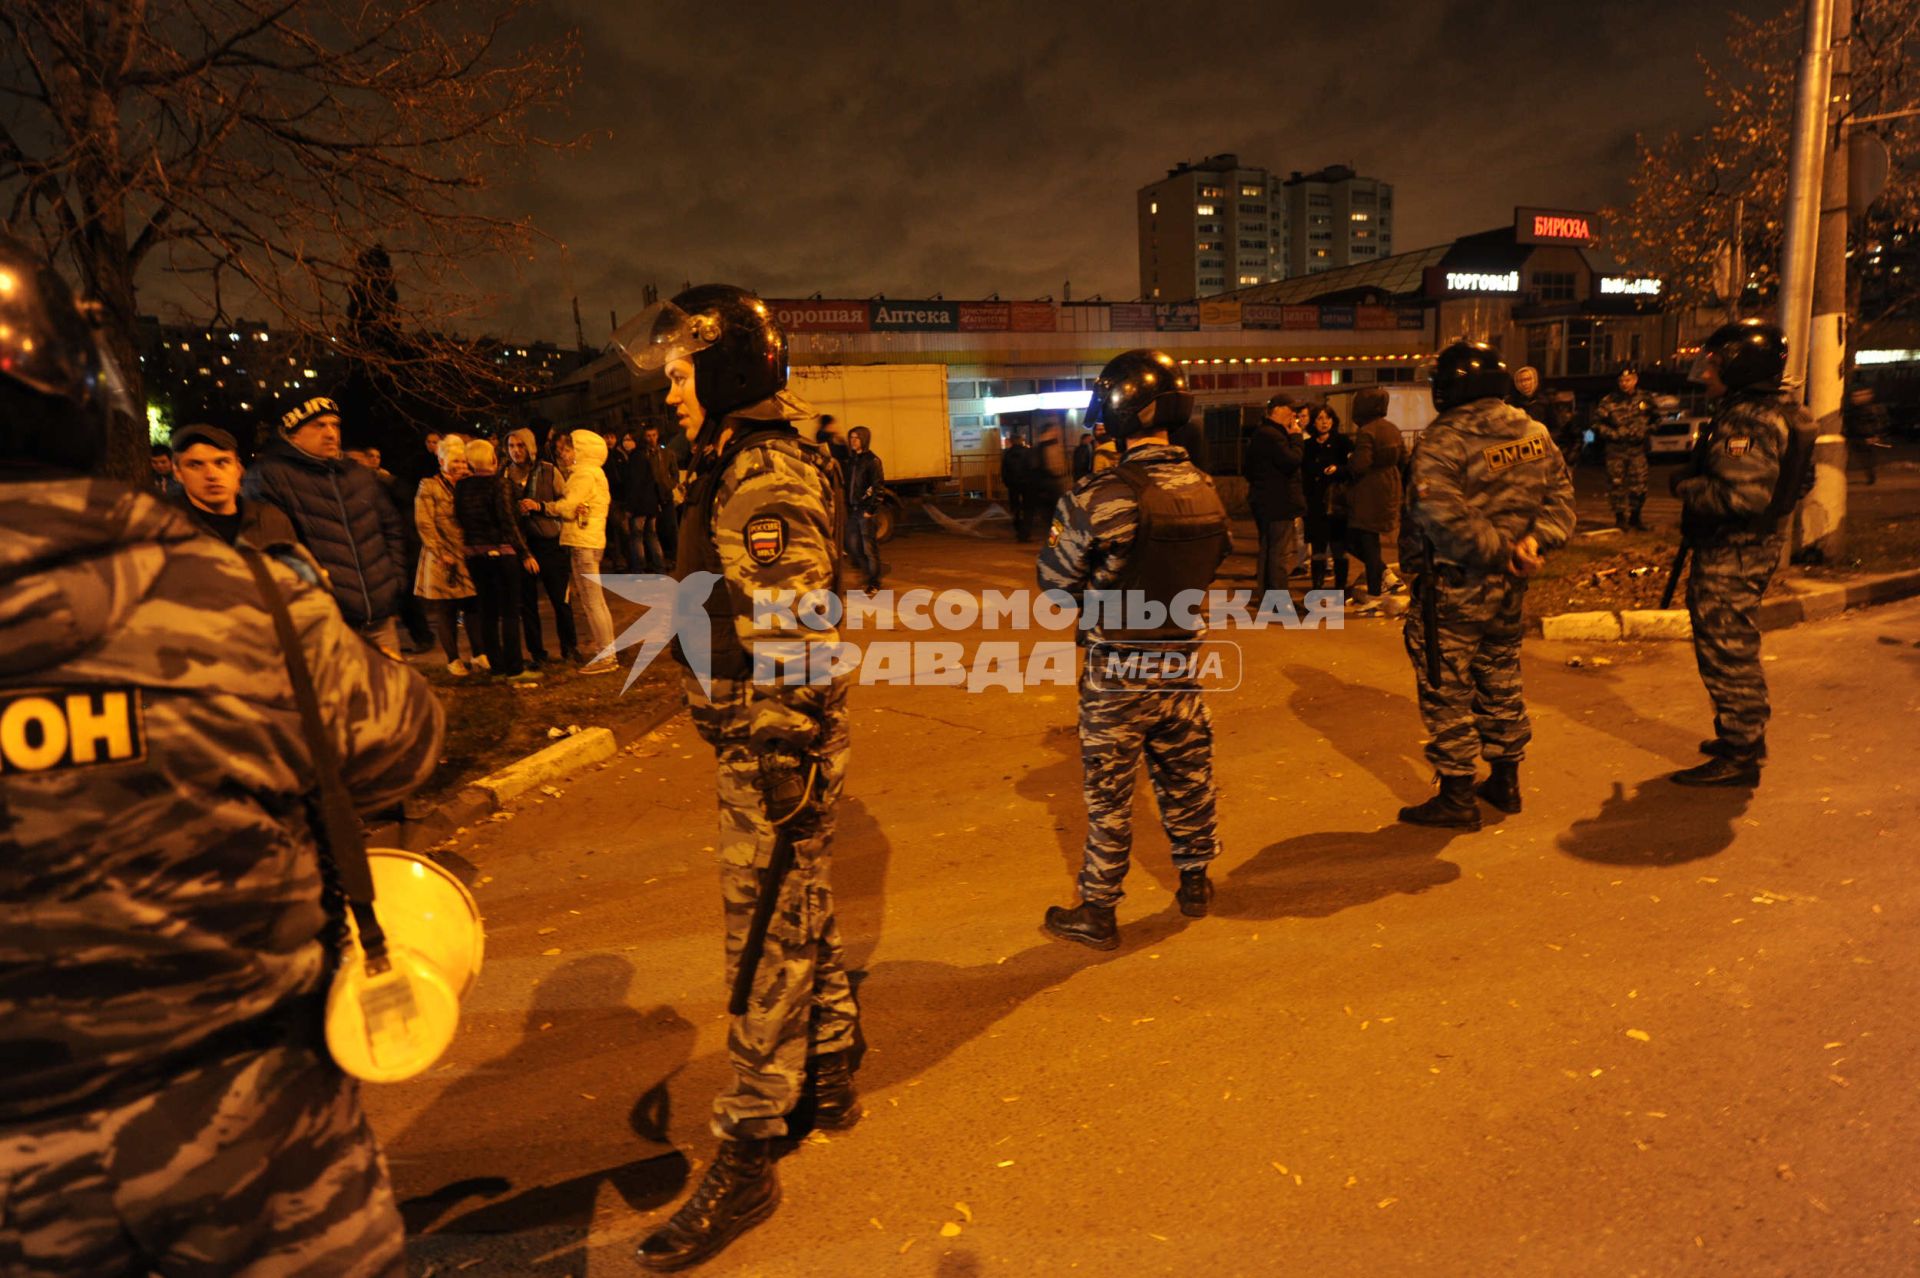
top-left (1598, 276), bottom-right (1663, 296)
top-left (1515, 207), bottom-right (1601, 245)
top-left (1445, 270), bottom-right (1520, 293)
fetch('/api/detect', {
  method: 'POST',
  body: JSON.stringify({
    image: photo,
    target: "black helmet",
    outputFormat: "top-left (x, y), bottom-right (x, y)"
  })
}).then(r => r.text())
top-left (0, 235), bottom-right (132, 471)
top-left (610, 283), bottom-right (787, 421)
top-left (1088, 349), bottom-right (1192, 443)
top-left (1694, 319), bottom-right (1786, 390)
top-left (1429, 341), bottom-right (1512, 411)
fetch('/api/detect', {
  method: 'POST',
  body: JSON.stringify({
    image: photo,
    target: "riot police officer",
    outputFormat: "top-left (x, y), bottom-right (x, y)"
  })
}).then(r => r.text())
top-left (612, 285), bottom-right (860, 1270)
top-left (0, 238), bottom-right (444, 1275)
top-left (1593, 366), bottom-right (1659, 529)
top-left (1669, 320), bottom-right (1815, 787)
top-left (1399, 342), bottom-right (1578, 829)
top-left (1038, 349), bottom-right (1232, 949)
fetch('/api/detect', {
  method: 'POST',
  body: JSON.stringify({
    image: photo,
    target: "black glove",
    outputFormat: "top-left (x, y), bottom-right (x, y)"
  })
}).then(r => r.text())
top-left (758, 748), bottom-right (816, 825)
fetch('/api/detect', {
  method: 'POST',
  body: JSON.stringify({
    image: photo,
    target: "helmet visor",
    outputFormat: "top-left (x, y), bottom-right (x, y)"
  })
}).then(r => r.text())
top-left (1687, 349), bottom-right (1714, 385)
top-left (90, 330), bottom-right (135, 423)
top-left (609, 300), bottom-right (719, 375)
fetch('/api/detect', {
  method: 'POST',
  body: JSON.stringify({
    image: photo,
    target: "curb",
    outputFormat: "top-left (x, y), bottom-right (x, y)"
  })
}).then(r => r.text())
top-left (368, 698), bottom-right (687, 852)
top-left (1540, 566), bottom-right (1920, 642)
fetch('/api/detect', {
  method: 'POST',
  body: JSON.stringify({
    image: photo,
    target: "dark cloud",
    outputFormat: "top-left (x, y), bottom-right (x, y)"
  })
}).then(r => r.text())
top-left (474, 0), bottom-right (1780, 337)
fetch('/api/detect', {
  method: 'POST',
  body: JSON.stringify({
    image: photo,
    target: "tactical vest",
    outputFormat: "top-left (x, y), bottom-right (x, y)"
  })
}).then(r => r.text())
top-left (1105, 462), bottom-right (1230, 642)
top-left (672, 427), bottom-right (843, 680)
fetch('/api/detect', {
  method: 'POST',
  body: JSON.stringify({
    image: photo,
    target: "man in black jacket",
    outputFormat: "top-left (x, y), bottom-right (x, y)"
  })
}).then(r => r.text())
top-left (1001, 430), bottom-right (1039, 541)
top-left (242, 397), bottom-right (408, 655)
top-left (1243, 393), bottom-right (1306, 597)
top-left (844, 425), bottom-right (885, 590)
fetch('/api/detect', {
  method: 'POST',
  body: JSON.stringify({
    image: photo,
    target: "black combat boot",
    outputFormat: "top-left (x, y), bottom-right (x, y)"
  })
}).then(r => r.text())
top-left (1699, 737), bottom-right (1768, 761)
top-left (1670, 755), bottom-right (1761, 787)
top-left (809, 1051), bottom-right (860, 1131)
top-left (1474, 759), bottom-right (1522, 814)
top-left (1614, 511), bottom-right (1628, 531)
top-left (1398, 774), bottom-right (1482, 830)
top-left (636, 1139), bottom-right (779, 1272)
top-left (1310, 559), bottom-right (1327, 590)
top-left (1176, 867), bottom-right (1213, 918)
top-left (1043, 900), bottom-right (1119, 950)
top-left (1629, 498), bottom-right (1647, 531)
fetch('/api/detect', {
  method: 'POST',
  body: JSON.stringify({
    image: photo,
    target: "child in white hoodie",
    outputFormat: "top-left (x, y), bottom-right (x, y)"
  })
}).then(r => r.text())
top-left (521, 428), bottom-right (617, 672)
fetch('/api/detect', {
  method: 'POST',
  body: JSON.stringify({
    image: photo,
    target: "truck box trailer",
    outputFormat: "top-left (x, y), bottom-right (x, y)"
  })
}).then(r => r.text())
top-left (790, 363), bottom-right (953, 491)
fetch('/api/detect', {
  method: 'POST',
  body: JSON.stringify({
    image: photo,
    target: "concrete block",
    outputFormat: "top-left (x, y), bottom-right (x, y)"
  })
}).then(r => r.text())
top-left (470, 727), bottom-right (618, 805)
top-left (1798, 588), bottom-right (1848, 622)
top-left (1619, 609), bottom-right (1694, 640)
top-left (1540, 611), bottom-right (1623, 641)
top-left (1848, 569), bottom-right (1920, 609)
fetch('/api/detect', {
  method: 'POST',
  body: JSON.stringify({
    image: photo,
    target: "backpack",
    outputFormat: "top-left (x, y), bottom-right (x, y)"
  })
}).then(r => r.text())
top-left (1107, 462), bottom-right (1231, 641)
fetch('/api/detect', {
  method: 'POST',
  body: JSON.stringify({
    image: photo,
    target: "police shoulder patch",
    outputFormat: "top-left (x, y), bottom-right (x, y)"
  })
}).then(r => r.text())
top-left (1047, 519), bottom-right (1064, 548)
top-left (1724, 436), bottom-right (1752, 456)
top-left (745, 515), bottom-right (786, 564)
top-left (1483, 433), bottom-right (1549, 474)
top-left (0, 687), bottom-right (147, 775)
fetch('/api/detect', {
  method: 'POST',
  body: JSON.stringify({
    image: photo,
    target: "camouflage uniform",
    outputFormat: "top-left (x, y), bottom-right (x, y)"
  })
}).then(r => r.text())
top-left (1399, 401), bottom-right (1577, 776)
top-left (673, 421), bottom-right (859, 1140)
top-left (1673, 387), bottom-right (1809, 756)
top-left (1037, 443), bottom-right (1224, 907)
top-left (0, 479), bottom-right (444, 1278)
top-left (1592, 388), bottom-right (1658, 521)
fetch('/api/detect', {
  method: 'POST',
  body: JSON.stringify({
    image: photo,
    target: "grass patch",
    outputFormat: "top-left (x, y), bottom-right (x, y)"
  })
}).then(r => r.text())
top-left (1527, 529), bottom-right (1681, 622)
top-left (415, 661), bottom-right (681, 804)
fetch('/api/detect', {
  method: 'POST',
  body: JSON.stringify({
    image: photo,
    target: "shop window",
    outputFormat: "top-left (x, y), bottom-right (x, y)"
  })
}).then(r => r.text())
top-left (1533, 271), bottom-right (1576, 302)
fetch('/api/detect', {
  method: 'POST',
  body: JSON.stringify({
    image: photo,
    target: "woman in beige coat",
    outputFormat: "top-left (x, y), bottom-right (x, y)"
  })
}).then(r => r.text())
top-left (415, 435), bottom-right (482, 674)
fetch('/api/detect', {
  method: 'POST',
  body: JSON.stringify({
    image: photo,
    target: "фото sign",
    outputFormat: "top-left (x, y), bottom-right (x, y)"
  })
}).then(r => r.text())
top-left (1515, 207), bottom-right (1601, 245)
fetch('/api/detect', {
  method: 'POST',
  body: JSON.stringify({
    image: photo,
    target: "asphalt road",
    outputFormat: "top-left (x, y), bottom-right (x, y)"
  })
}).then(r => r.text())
top-left (366, 522), bottom-right (1920, 1277)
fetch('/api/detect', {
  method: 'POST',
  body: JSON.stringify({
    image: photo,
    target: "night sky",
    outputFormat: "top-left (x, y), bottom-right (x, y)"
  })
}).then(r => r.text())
top-left (484, 1), bottom-right (1781, 338)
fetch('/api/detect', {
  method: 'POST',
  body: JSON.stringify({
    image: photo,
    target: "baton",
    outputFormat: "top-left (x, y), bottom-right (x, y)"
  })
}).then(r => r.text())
top-left (1421, 539), bottom-right (1442, 686)
top-left (1659, 539), bottom-right (1690, 610)
top-left (728, 763), bottom-right (818, 1017)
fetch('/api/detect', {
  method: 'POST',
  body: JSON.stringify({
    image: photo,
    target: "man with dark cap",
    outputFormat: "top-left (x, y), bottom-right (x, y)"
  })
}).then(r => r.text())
top-left (1398, 342), bottom-right (1577, 829)
top-left (169, 423), bottom-right (300, 550)
top-left (243, 395), bottom-right (409, 655)
top-left (1039, 349), bottom-right (1231, 949)
top-left (1243, 393), bottom-right (1306, 598)
top-left (0, 235), bottom-right (442, 1278)
top-left (1668, 320), bottom-right (1816, 787)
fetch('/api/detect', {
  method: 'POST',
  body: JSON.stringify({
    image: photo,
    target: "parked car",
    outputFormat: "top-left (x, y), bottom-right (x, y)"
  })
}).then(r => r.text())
top-left (1648, 393), bottom-right (1705, 460)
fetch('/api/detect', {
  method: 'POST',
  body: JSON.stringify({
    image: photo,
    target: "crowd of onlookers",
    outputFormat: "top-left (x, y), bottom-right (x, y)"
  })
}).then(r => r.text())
top-left (153, 399), bottom-right (698, 684)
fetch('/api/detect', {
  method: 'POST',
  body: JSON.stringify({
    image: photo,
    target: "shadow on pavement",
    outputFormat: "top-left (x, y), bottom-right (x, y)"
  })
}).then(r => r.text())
top-left (857, 904), bottom-right (1197, 1095)
top-left (1281, 663), bottom-right (1429, 804)
top-left (391, 955), bottom-right (694, 1271)
top-left (1555, 778), bottom-right (1753, 866)
top-left (1010, 719), bottom-right (1088, 883)
top-left (1213, 825), bottom-right (1462, 920)
top-left (1530, 666), bottom-right (1702, 766)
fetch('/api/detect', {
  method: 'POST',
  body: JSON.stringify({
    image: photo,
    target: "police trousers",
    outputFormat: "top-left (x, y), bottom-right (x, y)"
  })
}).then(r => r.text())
top-left (1402, 572), bottom-right (1530, 776)
top-left (0, 1044), bottom-right (403, 1278)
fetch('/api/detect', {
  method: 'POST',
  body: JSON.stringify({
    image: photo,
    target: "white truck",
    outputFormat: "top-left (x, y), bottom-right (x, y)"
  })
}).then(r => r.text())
top-left (789, 362), bottom-right (953, 539)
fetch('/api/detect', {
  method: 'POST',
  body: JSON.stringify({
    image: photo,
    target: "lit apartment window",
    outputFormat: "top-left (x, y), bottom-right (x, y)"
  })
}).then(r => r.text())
top-left (1196, 203), bottom-right (1216, 216)
top-left (1350, 212), bottom-right (1370, 221)
top-left (1239, 274), bottom-right (1261, 285)
top-left (1200, 185), bottom-right (1225, 198)
top-left (1313, 249), bottom-right (1329, 259)
top-left (1240, 184), bottom-right (1261, 197)
top-left (1150, 200), bottom-right (1158, 214)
